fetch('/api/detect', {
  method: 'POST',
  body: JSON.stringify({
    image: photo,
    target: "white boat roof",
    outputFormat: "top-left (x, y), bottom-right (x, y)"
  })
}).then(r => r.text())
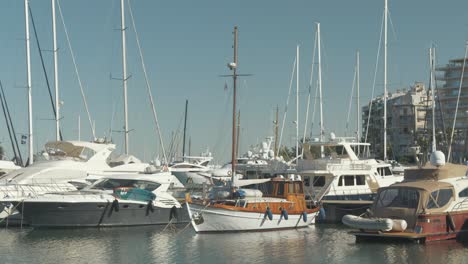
top-left (98, 172), bottom-right (174, 183)
top-left (45, 141), bottom-right (115, 155)
top-left (308, 137), bottom-right (370, 147)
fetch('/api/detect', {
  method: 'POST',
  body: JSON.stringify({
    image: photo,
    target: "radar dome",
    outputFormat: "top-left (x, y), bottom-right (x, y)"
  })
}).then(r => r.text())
top-left (430, 151), bottom-right (446, 167)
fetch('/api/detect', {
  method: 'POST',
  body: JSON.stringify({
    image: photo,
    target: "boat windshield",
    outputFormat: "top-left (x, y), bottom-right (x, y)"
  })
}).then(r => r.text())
top-left (90, 179), bottom-right (161, 191)
top-left (45, 143), bottom-right (96, 162)
top-left (376, 188), bottom-right (419, 209)
top-left (427, 188), bottom-right (453, 209)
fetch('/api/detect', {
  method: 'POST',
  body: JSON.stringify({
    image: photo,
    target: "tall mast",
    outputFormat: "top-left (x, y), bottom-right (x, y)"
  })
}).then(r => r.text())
top-left (120, 0), bottom-right (129, 155)
top-left (182, 99), bottom-right (188, 159)
top-left (317, 23), bottom-right (324, 157)
top-left (356, 50), bottom-right (360, 155)
top-left (274, 106), bottom-right (279, 158)
top-left (78, 115), bottom-right (81, 141)
top-left (52, 0), bottom-right (60, 141)
top-left (430, 47), bottom-right (436, 152)
top-left (231, 26), bottom-right (238, 180)
top-left (296, 45), bottom-right (299, 162)
top-left (383, 0), bottom-right (388, 160)
top-left (236, 110), bottom-right (240, 158)
top-left (24, 0), bottom-right (33, 165)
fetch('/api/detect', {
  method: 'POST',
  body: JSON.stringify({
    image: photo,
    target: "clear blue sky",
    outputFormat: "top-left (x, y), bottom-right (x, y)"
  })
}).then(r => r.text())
top-left (1, 0), bottom-right (467, 163)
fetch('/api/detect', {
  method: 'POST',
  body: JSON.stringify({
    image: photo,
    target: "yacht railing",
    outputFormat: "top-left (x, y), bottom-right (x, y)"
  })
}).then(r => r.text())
top-left (451, 197), bottom-right (468, 211)
top-left (298, 160), bottom-right (372, 172)
top-left (0, 181), bottom-right (76, 199)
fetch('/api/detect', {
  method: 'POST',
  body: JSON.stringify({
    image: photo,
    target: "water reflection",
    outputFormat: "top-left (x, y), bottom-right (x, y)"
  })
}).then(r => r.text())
top-left (0, 224), bottom-right (467, 264)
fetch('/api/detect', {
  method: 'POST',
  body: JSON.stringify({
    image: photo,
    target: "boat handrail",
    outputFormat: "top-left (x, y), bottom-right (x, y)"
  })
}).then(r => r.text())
top-left (451, 197), bottom-right (468, 211)
top-left (298, 160), bottom-right (372, 171)
top-left (0, 183), bottom-right (76, 199)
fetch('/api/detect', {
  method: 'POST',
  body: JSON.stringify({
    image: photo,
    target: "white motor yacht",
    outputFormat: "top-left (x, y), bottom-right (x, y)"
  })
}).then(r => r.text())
top-left (3, 172), bottom-right (189, 227)
top-left (0, 140), bottom-right (184, 219)
top-left (297, 136), bottom-right (404, 222)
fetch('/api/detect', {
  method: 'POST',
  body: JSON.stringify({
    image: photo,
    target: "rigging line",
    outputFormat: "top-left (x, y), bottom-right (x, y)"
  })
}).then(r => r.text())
top-left (310, 78), bottom-right (319, 139)
top-left (387, 11), bottom-right (398, 43)
top-left (277, 55), bottom-right (297, 157)
top-left (29, 5), bottom-right (64, 141)
top-left (0, 82), bottom-right (23, 166)
top-left (301, 30), bottom-right (318, 157)
top-left (433, 49), bottom-right (449, 150)
top-left (127, 0), bottom-right (168, 164)
top-left (345, 64), bottom-right (357, 136)
top-left (213, 91), bottom-right (232, 157)
top-left (108, 100), bottom-right (117, 141)
top-left (0, 81), bottom-right (18, 163)
top-left (447, 42), bottom-right (468, 162)
top-left (364, 10), bottom-right (385, 144)
top-left (57, 0), bottom-right (96, 139)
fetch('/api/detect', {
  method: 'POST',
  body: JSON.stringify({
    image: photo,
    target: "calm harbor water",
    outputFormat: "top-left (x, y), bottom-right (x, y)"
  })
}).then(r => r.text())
top-left (0, 224), bottom-right (467, 264)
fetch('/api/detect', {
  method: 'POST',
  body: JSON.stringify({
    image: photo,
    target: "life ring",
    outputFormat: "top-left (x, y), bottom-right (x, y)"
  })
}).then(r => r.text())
top-left (264, 207), bottom-right (273, 221)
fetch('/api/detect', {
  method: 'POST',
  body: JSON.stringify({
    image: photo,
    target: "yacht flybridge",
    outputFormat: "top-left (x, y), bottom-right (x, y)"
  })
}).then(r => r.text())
top-left (297, 135), bottom-right (404, 222)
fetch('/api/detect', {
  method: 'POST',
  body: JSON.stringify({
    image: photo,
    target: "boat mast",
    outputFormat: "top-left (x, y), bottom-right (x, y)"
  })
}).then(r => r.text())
top-left (78, 115), bottom-right (81, 141)
top-left (230, 26), bottom-right (238, 180)
top-left (317, 23), bottom-right (324, 157)
top-left (383, 0), bottom-right (388, 161)
top-left (182, 99), bottom-right (188, 159)
top-left (52, 0), bottom-right (60, 141)
top-left (236, 110), bottom-right (240, 158)
top-left (430, 47), bottom-right (436, 153)
top-left (24, 0), bottom-right (33, 165)
top-left (120, 0), bottom-right (129, 154)
top-left (356, 50), bottom-right (360, 155)
top-left (274, 106), bottom-right (279, 159)
top-left (296, 45), bottom-right (299, 162)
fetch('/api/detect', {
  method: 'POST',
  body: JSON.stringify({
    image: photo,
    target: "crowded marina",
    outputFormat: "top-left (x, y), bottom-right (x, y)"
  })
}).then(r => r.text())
top-left (1, 1), bottom-right (468, 263)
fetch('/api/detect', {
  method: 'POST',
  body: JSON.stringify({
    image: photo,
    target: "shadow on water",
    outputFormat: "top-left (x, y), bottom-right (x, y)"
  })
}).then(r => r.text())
top-left (0, 224), bottom-right (467, 264)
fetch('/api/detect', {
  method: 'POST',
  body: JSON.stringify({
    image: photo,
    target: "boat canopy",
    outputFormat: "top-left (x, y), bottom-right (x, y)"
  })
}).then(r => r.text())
top-left (373, 181), bottom-right (456, 227)
top-left (45, 141), bottom-right (114, 161)
top-left (404, 163), bottom-right (468, 181)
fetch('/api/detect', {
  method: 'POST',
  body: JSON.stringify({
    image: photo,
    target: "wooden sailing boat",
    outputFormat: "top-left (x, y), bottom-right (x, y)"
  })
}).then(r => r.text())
top-left (186, 26), bottom-right (319, 232)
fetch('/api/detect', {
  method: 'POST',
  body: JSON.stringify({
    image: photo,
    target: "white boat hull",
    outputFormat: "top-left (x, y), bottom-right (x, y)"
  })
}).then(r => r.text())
top-left (187, 203), bottom-right (317, 232)
top-left (172, 171), bottom-right (211, 186)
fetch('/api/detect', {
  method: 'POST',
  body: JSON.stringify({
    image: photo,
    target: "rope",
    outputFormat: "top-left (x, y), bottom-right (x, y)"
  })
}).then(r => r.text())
top-left (364, 10), bottom-right (385, 144)
top-left (447, 42), bottom-right (468, 162)
top-left (56, 0), bottom-right (96, 139)
top-left (301, 29), bottom-right (318, 157)
top-left (127, 0), bottom-right (168, 164)
top-left (277, 56), bottom-right (297, 156)
top-left (0, 199), bottom-right (25, 227)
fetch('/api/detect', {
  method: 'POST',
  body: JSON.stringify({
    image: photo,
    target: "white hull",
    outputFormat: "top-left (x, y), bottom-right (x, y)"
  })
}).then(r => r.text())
top-left (172, 171), bottom-right (211, 186)
top-left (187, 203), bottom-right (317, 232)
